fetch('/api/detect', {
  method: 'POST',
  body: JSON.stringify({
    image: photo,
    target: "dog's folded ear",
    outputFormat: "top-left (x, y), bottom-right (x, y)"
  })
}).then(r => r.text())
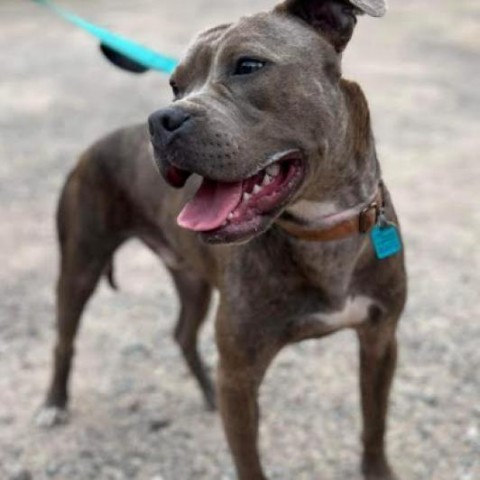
top-left (349, 0), bottom-right (386, 17)
top-left (276, 0), bottom-right (386, 52)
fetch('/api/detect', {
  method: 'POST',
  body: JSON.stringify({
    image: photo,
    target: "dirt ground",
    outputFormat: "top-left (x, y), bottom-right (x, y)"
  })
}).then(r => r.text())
top-left (0, 1), bottom-right (479, 479)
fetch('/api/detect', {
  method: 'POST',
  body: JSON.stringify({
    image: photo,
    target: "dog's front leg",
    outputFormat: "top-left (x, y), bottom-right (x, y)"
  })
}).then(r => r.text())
top-left (217, 363), bottom-right (268, 480)
top-left (216, 307), bottom-right (279, 480)
top-left (357, 318), bottom-right (400, 480)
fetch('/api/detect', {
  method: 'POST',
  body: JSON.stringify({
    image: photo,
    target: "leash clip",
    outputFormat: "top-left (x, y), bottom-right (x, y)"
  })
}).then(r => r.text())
top-left (377, 206), bottom-right (390, 228)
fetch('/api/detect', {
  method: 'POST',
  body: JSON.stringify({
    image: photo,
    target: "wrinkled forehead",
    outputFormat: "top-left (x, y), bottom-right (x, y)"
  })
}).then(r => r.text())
top-left (174, 12), bottom-right (333, 81)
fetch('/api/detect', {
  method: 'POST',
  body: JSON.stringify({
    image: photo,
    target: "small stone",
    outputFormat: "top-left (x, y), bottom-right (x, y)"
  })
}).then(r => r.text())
top-left (127, 400), bottom-right (141, 413)
top-left (46, 462), bottom-right (61, 476)
top-left (9, 468), bottom-right (32, 480)
top-left (0, 415), bottom-right (15, 425)
top-left (466, 425), bottom-right (479, 441)
top-left (121, 343), bottom-right (151, 359)
top-left (79, 449), bottom-right (94, 459)
top-left (149, 418), bottom-right (171, 432)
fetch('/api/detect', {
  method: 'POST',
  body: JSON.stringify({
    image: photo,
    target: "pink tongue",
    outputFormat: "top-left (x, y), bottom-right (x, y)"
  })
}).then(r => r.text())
top-left (177, 178), bottom-right (243, 231)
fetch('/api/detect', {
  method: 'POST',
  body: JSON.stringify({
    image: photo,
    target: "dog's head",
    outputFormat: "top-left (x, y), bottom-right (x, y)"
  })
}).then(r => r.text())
top-left (148, 0), bottom-right (386, 244)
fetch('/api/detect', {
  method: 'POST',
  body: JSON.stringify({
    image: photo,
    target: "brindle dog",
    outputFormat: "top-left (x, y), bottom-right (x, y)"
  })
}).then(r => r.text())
top-left (39, 1), bottom-right (406, 479)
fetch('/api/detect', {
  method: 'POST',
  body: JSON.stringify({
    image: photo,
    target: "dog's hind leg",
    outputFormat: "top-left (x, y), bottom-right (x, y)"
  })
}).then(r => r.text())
top-left (37, 171), bottom-right (123, 427)
top-left (357, 319), bottom-right (400, 480)
top-left (37, 251), bottom-right (113, 428)
top-left (169, 269), bottom-right (215, 410)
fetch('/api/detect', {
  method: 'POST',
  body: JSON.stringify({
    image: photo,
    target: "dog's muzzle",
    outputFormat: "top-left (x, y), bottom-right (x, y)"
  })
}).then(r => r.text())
top-left (148, 107), bottom-right (191, 141)
top-left (148, 107), bottom-right (193, 188)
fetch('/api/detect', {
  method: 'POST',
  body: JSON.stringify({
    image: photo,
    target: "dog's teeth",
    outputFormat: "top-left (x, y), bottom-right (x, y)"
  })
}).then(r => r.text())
top-left (263, 174), bottom-right (273, 185)
top-left (253, 185), bottom-right (262, 194)
top-left (243, 193), bottom-right (251, 202)
top-left (266, 164), bottom-right (280, 177)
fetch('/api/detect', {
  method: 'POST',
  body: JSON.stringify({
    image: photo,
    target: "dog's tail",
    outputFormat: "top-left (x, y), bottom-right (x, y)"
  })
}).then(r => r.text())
top-left (103, 258), bottom-right (119, 291)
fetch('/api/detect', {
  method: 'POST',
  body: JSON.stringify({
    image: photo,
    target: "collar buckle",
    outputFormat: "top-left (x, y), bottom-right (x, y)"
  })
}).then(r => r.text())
top-left (359, 201), bottom-right (380, 234)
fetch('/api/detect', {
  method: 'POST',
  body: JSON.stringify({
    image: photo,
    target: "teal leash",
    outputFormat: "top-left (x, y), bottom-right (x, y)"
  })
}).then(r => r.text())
top-left (32, 0), bottom-right (178, 74)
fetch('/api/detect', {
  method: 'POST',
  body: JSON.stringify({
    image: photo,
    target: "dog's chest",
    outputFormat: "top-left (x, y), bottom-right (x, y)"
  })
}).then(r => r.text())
top-left (224, 232), bottom-right (375, 333)
top-left (279, 293), bottom-right (375, 342)
top-left (310, 295), bottom-right (374, 328)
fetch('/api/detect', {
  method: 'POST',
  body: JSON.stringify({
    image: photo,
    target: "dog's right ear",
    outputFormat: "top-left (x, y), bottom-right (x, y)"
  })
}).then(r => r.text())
top-left (276, 0), bottom-right (386, 53)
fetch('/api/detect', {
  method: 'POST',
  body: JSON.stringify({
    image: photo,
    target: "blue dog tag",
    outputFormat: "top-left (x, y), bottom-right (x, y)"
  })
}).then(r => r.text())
top-left (370, 224), bottom-right (402, 260)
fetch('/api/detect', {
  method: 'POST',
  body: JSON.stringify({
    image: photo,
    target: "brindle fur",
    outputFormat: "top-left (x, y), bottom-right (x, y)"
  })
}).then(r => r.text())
top-left (41, 1), bottom-right (406, 479)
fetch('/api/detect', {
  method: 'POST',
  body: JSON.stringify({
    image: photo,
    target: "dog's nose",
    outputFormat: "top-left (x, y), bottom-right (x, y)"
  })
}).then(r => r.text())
top-left (148, 108), bottom-right (191, 137)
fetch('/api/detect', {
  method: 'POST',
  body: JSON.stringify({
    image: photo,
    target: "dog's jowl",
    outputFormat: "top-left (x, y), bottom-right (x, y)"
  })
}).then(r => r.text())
top-left (41, 1), bottom-right (406, 479)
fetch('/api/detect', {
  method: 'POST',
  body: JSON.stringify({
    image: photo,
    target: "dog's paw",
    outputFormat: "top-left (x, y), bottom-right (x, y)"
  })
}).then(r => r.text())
top-left (363, 466), bottom-right (400, 480)
top-left (364, 473), bottom-right (399, 480)
top-left (362, 454), bottom-right (399, 480)
top-left (35, 406), bottom-right (69, 428)
top-left (365, 474), bottom-right (399, 480)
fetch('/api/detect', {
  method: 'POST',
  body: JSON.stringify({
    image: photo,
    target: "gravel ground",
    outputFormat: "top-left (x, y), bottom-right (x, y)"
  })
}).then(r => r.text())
top-left (0, 1), bottom-right (479, 479)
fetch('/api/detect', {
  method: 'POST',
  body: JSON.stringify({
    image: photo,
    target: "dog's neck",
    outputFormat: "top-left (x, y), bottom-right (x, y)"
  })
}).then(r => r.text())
top-left (278, 182), bottom-right (382, 242)
top-left (279, 79), bottom-right (381, 240)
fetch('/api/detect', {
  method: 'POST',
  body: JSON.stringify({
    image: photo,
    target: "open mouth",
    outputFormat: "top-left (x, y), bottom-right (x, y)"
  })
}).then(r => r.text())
top-left (175, 152), bottom-right (305, 242)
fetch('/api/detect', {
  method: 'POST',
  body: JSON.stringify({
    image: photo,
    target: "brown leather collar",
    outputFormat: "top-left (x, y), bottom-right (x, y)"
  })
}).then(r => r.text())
top-left (277, 182), bottom-right (385, 242)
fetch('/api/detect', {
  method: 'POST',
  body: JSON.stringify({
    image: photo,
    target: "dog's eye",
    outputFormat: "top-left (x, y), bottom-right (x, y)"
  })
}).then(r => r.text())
top-left (170, 80), bottom-right (180, 98)
top-left (234, 58), bottom-right (266, 76)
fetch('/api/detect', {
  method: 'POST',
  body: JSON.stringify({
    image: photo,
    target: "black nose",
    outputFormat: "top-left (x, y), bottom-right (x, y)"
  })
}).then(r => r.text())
top-left (148, 108), bottom-right (191, 137)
